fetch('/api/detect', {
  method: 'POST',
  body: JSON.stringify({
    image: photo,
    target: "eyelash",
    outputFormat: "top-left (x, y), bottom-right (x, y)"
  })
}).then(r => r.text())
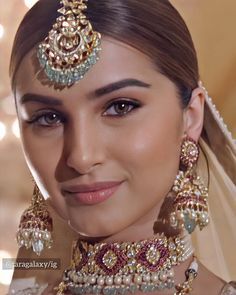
top-left (103, 99), bottom-right (140, 117)
top-left (26, 110), bottom-right (66, 128)
top-left (26, 99), bottom-right (140, 127)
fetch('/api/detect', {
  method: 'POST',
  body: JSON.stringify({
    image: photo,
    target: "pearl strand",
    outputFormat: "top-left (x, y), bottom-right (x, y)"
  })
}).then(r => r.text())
top-left (178, 231), bottom-right (194, 263)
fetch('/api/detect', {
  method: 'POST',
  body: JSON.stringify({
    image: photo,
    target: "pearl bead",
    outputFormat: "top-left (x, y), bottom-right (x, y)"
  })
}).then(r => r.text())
top-left (200, 212), bottom-right (207, 221)
top-left (177, 212), bottom-right (185, 219)
top-left (88, 276), bottom-right (96, 284)
top-left (105, 277), bottom-right (113, 286)
top-left (168, 269), bottom-right (174, 278)
top-left (114, 276), bottom-right (122, 285)
top-left (159, 272), bottom-right (167, 282)
top-left (73, 274), bottom-right (79, 284)
top-left (23, 231), bottom-right (29, 238)
top-left (44, 232), bottom-right (51, 241)
top-left (134, 275), bottom-right (142, 284)
top-left (33, 231), bottom-right (39, 238)
top-left (170, 220), bottom-right (178, 227)
top-left (151, 273), bottom-right (159, 283)
top-left (190, 211), bottom-right (197, 219)
top-left (170, 215), bottom-right (176, 224)
top-left (143, 274), bottom-right (150, 282)
top-left (123, 276), bottom-right (131, 285)
top-left (97, 277), bottom-right (105, 286)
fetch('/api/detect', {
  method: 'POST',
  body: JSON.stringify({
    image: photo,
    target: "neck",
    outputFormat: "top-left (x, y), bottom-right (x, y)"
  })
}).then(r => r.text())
top-left (78, 201), bottom-right (169, 244)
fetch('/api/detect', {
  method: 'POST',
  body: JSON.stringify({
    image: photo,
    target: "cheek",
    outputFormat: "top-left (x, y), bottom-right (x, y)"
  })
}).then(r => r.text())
top-left (21, 130), bottom-right (70, 219)
top-left (113, 113), bottom-right (182, 176)
top-left (20, 125), bottom-right (64, 193)
top-left (130, 127), bottom-right (179, 201)
top-left (112, 112), bottom-right (182, 224)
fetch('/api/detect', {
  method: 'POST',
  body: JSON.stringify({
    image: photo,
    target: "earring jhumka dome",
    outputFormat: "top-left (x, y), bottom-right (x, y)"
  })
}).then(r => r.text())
top-left (170, 137), bottom-right (209, 234)
top-left (16, 185), bottom-right (53, 256)
top-left (37, 0), bottom-right (102, 86)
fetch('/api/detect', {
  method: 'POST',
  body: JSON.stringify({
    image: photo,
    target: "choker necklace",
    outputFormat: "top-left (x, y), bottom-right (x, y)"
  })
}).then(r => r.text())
top-left (56, 234), bottom-right (197, 295)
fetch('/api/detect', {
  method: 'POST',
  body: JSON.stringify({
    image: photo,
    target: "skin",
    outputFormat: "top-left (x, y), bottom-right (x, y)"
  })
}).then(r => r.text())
top-left (14, 38), bottom-right (224, 293)
top-left (15, 37), bottom-right (204, 239)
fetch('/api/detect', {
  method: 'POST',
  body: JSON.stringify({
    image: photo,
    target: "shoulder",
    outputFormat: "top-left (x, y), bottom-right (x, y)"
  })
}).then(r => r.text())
top-left (192, 262), bottom-right (225, 295)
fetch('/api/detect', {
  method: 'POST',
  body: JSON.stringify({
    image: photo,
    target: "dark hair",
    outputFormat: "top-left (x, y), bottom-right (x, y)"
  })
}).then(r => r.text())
top-left (10, 0), bottom-right (199, 107)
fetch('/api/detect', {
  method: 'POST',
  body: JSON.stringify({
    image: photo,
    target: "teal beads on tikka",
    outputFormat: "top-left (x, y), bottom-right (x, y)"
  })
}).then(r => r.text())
top-left (37, 0), bottom-right (102, 87)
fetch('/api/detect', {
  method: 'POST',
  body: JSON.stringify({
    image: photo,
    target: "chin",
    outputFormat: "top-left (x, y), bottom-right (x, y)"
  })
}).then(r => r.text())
top-left (67, 214), bottom-right (127, 240)
top-left (68, 221), bottom-right (113, 239)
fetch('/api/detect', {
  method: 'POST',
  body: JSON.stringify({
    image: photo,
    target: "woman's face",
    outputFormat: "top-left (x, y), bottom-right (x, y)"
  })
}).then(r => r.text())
top-left (15, 38), bottom-right (187, 239)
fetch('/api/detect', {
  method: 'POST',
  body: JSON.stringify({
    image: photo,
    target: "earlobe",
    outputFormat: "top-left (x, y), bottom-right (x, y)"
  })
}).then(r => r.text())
top-left (183, 87), bottom-right (205, 141)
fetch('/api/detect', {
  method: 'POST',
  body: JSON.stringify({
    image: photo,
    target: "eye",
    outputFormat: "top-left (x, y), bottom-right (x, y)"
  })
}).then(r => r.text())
top-left (104, 100), bottom-right (140, 117)
top-left (27, 111), bottom-right (65, 127)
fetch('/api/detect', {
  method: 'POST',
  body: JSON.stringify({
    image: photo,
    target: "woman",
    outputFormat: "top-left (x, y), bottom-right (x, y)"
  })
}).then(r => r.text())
top-left (8, 0), bottom-right (236, 294)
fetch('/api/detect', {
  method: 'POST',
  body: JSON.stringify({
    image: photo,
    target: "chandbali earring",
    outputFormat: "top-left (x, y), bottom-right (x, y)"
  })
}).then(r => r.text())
top-left (170, 137), bottom-right (209, 234)
top-left (16, 184), bottom-right (53, 256)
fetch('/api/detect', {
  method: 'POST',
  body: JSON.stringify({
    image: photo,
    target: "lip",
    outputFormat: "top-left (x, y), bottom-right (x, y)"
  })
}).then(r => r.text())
top-left (62, 181), bottom-right (123, 205)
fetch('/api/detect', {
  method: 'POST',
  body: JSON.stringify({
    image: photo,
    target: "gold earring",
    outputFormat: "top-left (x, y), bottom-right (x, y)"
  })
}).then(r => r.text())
top-left (16, 185), bottom-right (53, 256)
top-left (170, 137), bottom-right (209, 234)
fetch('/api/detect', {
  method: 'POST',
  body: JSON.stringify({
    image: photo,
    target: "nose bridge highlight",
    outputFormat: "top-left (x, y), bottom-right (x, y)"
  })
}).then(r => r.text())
top-left (65, 116), bottom-right (102, 173)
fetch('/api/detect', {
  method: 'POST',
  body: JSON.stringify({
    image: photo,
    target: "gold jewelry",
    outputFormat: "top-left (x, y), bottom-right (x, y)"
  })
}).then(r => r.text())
top-left (16, 185), bottom-right (53, 256)
top-left (37, 0), bottom-right (101, 86)
top-left (170, 137), bottom-right (209, 234)
top-left (55, 234), bottom-right (193, 294)
top-left (175, 257), bottom-right (198, 295)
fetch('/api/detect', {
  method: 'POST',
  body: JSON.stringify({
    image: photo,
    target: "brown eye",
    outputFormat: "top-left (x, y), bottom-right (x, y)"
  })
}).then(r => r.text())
top-left (104, 100), bottom-right (140, 117)
top-left (114, 102), bottom-right (130, 115)
top-left (27, 111), bottom-right (64, 127)
top-left (42, 113), bottom-right (61, 125)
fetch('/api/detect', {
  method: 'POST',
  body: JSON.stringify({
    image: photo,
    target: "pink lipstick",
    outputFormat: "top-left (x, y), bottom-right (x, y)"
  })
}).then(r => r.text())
top-left (62, 181), bottom-right (123, 205)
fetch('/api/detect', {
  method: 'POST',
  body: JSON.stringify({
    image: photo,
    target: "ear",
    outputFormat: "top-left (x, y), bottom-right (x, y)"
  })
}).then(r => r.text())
top-left (183, 87), bottom-right (205, 141)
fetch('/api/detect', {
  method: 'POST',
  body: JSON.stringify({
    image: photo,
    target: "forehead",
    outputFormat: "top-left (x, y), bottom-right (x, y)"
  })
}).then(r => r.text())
top-left (15, 37), bottom-right (159, 98)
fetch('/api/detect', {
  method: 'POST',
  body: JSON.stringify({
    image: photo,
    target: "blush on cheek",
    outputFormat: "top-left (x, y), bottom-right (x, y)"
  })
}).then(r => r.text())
top-left (118, 111), bottom-right (182, 196)
top-left (121, 118), bottom-right (181, 164)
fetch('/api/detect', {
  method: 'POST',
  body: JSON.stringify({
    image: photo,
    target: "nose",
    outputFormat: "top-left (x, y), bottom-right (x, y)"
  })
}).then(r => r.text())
top-left (64, 117), bottom-right (104, 175)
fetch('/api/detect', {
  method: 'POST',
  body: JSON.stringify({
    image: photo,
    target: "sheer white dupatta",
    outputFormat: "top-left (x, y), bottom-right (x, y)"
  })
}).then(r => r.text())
top-left (193, 86), bottom-right (236, 281)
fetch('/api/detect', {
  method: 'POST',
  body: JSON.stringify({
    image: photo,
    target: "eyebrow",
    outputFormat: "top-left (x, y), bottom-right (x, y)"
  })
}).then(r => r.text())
top-left (19, 79), bottom-right (151, 105)
top-left (93, 79), bottom-right (151, 97)
top-left (20, 93), bottom-right (63, 106)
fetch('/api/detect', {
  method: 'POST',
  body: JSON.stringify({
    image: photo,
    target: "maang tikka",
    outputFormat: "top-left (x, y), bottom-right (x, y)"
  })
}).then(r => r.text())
top-left (16, 185), bottom-right (53, 256)
top-left (170, 137), bottom-right (209, 234)
top-left (37, 0), bottom-right (102, 86)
